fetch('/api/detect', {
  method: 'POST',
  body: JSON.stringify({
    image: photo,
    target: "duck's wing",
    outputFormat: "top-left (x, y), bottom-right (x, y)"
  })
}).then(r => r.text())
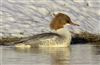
top-left (15, 32), bottom-right (63, 45)
top-left (31, 32), bottom-right (62, 40)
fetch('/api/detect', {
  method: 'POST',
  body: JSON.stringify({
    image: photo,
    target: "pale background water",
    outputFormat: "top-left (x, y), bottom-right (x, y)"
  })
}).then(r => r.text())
top-left (1, 0), bottom-right (100, 37)
top-left (0, 43), bottom-right (100, 65)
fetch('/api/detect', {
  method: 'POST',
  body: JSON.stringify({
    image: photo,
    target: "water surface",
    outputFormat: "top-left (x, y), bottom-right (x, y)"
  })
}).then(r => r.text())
top-left (0, 43), bottom-right (100, 65)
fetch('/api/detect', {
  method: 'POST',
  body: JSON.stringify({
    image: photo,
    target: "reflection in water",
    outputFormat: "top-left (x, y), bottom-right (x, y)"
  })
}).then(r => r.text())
top-left (92, 42), bottom-right (100, 55)
top-left (41, 47), bottom-right (70, 65)
top-left (15, 47), bottom-right (70, 65)
top-left (91, 42), bottom-right (100, 65)
top-left (70, 43), bottom-right (100, 65)
top-left (1, 43), bottom-right (100, 65)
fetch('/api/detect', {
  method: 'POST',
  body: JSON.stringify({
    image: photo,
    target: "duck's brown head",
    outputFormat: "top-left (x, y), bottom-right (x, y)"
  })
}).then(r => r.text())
top-left (50, 13), bottom-right (79, 30)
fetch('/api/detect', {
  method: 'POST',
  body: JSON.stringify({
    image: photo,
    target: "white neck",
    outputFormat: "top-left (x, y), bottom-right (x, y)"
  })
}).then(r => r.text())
top-left (52, 28), bottom-right (72, 44)
top-left (56, 28), bottom-right (71, 37)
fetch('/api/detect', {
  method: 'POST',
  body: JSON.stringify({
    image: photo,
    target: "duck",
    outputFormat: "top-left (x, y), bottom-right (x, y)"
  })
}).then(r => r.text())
top-left (15, 13), bottom-right (79, 48)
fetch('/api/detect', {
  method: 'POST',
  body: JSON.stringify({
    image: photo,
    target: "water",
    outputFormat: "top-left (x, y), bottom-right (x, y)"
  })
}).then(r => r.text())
top-left (0, 43), bottom-right (100, 65)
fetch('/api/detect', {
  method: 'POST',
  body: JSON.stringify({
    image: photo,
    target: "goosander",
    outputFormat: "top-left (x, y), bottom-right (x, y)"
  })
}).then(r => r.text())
top-left (15, 13), bottom-right (79, 48)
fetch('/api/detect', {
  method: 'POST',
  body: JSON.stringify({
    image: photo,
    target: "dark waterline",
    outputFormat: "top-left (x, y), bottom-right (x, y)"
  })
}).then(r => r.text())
top-left (71, 37), bottom-right (89, 44)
